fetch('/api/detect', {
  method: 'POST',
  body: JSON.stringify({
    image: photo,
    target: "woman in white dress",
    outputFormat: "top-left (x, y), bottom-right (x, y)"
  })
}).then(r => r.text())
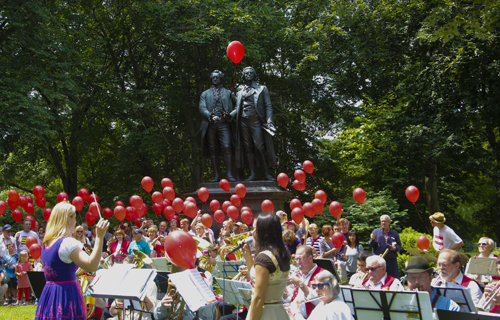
top-left (242, 213), bottom-right (291, 320)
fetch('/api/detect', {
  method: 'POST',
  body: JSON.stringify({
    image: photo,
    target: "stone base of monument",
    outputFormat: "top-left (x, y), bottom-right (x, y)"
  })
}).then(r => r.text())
top-left (186, 181), bottom-right (288, 221)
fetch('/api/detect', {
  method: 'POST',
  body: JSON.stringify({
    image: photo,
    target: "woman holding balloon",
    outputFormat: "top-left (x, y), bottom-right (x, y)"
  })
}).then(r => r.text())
top-left (242, 213), bottom-right (291, 319)
top-left (35, 201), bottom-right (109, 320)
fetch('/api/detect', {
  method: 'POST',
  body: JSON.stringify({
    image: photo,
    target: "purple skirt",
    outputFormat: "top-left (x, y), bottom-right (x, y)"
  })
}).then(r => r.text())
top-left (35, 280), bottom-right (86, 320)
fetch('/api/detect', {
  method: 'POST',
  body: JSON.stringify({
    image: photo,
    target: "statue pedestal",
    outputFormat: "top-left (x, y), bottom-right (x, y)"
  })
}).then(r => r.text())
top-left (188, 181), bottom-right (288, 221)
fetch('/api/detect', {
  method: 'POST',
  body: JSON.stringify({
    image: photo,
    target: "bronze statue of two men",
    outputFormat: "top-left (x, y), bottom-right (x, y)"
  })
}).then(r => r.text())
top-left (199, 67), bottom-right (276, 182)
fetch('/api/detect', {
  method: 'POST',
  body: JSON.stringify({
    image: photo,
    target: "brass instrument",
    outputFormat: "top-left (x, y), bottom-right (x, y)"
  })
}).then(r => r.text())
top-left (194, 236), bottom-right (215, 273)
top-left (232, 266), bottom-right (248, 281)
top-left (478, 281), bottom-right (500, 311)
top-left (218, 232), bottom-right (251, 262)
top-left (163, 263), bottom-right (186, 319)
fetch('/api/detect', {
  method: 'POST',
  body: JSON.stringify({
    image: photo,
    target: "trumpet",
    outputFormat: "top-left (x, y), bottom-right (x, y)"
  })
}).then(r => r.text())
top-left (479, 281), bottom-right (500, 311)
top-left (233, 266), bottom-right (248, 281)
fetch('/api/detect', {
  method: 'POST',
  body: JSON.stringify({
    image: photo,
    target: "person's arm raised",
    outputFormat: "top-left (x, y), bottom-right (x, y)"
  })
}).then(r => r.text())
top-left (70, 219), bottom-right (109, 272)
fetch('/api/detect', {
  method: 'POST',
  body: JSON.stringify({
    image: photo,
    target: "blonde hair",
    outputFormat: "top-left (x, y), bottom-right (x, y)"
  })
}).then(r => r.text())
top-left (19, 250), bottom-right (29, 262)
top-left (148, 227), bottom-right (158, 234)
top-left (74, 226), bottom-right (86, 243)
top-left (43, 201), bottom-right (75, 246)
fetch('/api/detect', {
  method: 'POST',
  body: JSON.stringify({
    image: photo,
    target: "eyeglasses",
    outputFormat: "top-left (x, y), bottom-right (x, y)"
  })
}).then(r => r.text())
top-left (366, 266), bottom-right (383, 272)
top-left (76, 231), bottom-right (83, 233)
top-left (407, 274), bottom-right (429, 282)
top-left (478, 243), bottom-right (489, 247)
top-left (311, 283), bottom-right (330, 289)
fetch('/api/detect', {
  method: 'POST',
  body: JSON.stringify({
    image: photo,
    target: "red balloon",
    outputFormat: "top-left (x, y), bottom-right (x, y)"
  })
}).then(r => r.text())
top-left (0, 201), bottom-right (6, 216)
top-left (290, 198), bottom-right (302, 210)
top-left (12, 209), bottom-right (22, 222)
top-left (198, 187), bottom-right (209, 203)
top-left (163, 187), bottom-right (175, 201)
top-left (222, 201), bottom-right (232, 213)
top-left (78, 189), bottom-right (89, 202)
top-left (353, 188), bottom-right (366, 205)
top-left (315, 190), bottom-right (327, 204)
top-left (8, 189), bottom-right (19, 203)
top-left (43, 208), bottom-right (52, 222)
top-left (129, 195), bottom-right (143, 209)
top-left (261, 199), bottom-right (274, 213)
top-left (406, 185), bottom-right (420, 204)
top-left (137, 203), bottom-right (148, 217)
top-left (214, 210), bottom-right (225, 224)
top-left (303, 160), bottom-right (314, 174)
top-left (72, 196), bottom-right (85, 212)
top-left (294, 170), bottom-right (306, 183)
top-left (29, 244), bottom-right (42, 260)
top-left (162, 199), bottom-right (171, 209)
top-left (163, 206), bottom-right (175, 220)
top-left (235, 183), bottom-right (247, 199)
top-left (230, 195), bottom-right (241, 207)
top-left (25, 195), bottom-right (33, 205)
top-left (7, 199), bottom-right (18, 210)
top-left (210, 199), bottom-right (220, 213)
top-left (18, 196), bottom-right (28, 209)
top-left (152, 191), bottom-right (164, 204)
top-left (293, 180), bottom-right (306, 191)
top-left (26, 236), bottom-right (38, 249)
top-left (35, 197), bottom-right (46, 209)
top-left (311, 199), bottom-right (324, 215)
top-left (114, 206), bottom-right (126, 221)
top-left (161, 178), bottom-right (174, 189)
top-left (86, 211), bottom-right (97, 226)
top-left (185, 196), bottom-right (197, 204)
top-left (241, 206), bottom-right (252, 214)
top-left (103, 207), bottom-right (113, 219)
top-left (227, 205), bottom-right (239, 221)
top-left (153, 203), bottom-right (163, 215)
top-left (25, 215), bottom-right (36, 229)
top-left (125, 206), bottom-right (137, 221)
top-left (303, 202), bottom-right (315, 218)
top-left (219, 179), bottom-right (230, 192)
top-left (277, 173), bottom-right (289, 189)
top-left (57, 192), bottom-right (69, 203)
top-left (135, 217), bottom-right (142, 228)
top-left (184, 202), bottom-right (198, 218)
top-left (226, 41), bottom-right (245, 64)
top-left (164, 230), bottom-right (197, 269)
top-left (89, 202), bottom-right (101, 217)
top-left (201, 213), bottom-right (213, 228)
top-left (291, 207), bottom-right (305, 224)
top-left (332, 232), bottom-right (344, 249)
top-left (416, 235), bottom-right (431, 251)
top-left (115, 200), bottom-right (125, 207)
top-left (141, 176), bottom-right (154, 193)
top-left (88, 193), bottom-right (99, 204)
top-left (33, 185), bottom-right (45, 199)
top-left (172, 198), bottom-right (184, 214)
top-left (241, 210), bottom-right (253, 225)
top-left (25, 203), bottom-right (35, 215)
top-left (329, 201), bottom-right (343, 219)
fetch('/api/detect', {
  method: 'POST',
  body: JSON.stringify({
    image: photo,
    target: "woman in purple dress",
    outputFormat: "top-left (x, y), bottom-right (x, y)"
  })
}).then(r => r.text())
top-left (35, 201), bottom-right (109, 320)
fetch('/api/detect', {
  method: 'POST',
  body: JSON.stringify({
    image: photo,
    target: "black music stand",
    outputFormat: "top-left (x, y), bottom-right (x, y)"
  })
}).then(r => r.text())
top-left (155, 271), bottom-right (170, 293)
top-left (436, 309), bottom-right (499, 320)
top-left (313, 258), bottom-right (340, 283)
top-left (27, 271), bottom-right (46, 299)
top-left (433, 286), bottom-right (477, 313)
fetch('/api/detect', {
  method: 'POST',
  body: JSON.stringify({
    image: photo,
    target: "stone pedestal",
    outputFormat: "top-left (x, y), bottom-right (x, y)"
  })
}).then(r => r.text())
top-left (186, 181), bottom-right (288, 220)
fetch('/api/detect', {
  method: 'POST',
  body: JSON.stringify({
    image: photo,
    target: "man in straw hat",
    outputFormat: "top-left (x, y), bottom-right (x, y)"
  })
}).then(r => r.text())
top-left (405, 256), bottom-right (460, 315)
top-left (429, 212), bottom-right (464, 253)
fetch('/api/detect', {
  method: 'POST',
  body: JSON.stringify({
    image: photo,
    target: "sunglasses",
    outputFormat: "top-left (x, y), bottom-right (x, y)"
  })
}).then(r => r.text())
top-left (366, 266), bottom-right (383, 272)
top-left (478, 243), bottom-right (489, 247)
top-left (311, 283), bottom-right (330, 289)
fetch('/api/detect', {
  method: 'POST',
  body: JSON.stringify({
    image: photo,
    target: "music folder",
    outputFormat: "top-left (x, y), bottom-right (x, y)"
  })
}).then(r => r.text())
top-left (215, 278), bottom-right (253, 308)
top-left (168, 268), bottom-right (218, 312)
top-left (465, 257), bottom-right (499, 277)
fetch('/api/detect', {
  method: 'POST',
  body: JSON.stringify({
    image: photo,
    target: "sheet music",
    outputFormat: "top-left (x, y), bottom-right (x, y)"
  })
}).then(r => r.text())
top-left (169, 269), bottom-right (217, 312)
top-left (151, 258), bottom-right (170, 271)
top-left (465, 257), bottom-right (499, 277)
top-left (434, 285), bottom-right (477, 313)
top-left (216, 261), bottom-right (245, 278)
top-left (238, 288), bottom-right (253, 308)
top-left (215, 278), bottom-right (252, 307)
top-left (90, 268), bottom-right (157, 301)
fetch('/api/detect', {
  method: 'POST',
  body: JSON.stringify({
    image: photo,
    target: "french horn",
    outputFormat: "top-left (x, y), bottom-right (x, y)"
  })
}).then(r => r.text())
top-left (218, 232), bottom-right (250, 262)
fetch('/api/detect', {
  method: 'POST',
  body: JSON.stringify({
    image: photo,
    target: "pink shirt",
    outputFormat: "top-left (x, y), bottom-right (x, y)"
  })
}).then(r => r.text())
top-left (16, 260), bottom-right (32, 288)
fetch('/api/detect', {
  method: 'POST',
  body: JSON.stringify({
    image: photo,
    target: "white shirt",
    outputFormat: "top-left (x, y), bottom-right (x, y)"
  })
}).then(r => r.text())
top-left (433, 225), bottom-right (462, 251)
top-left (58, 237), bottom-right (84, 263)
top-left (365, 274), bottom-right (404, 291)
top-left (431, 271), bottom-right (482, 306)
top-left (307, 297), bottom-right (354, 320)
top-left (15, 230), bottom-right (39, 253)
top-left (0, 235), bottom-right (16, 258)
top-left (348, 272), bottom-right (365, 287)
top-left (283, 264), bottom-right (320, 318)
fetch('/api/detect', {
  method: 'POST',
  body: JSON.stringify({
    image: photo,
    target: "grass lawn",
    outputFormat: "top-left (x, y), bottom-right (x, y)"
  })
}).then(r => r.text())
top-left (0, 305), bottom-right (37, 320)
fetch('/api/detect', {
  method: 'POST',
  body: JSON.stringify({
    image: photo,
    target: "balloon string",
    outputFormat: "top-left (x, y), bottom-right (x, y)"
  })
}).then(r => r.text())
top-left (230, 63), bottom-right (238, 94)
top-left (414, 203), bottom-right (432, 235)
top-left (361, 204), bottom-right (370, 227)
top-left (175, 192), bottom-right (185, 200)
top-left (307, 174), bottom-right (333, 202)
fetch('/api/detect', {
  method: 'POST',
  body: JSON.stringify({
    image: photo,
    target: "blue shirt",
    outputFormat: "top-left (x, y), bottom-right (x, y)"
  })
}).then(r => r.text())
top-left (430, 287), bottom-right (461, 319)
top-left (127, 240), bottom-right (151, 255)
top-left (3, 253), bottom-right (18, 278)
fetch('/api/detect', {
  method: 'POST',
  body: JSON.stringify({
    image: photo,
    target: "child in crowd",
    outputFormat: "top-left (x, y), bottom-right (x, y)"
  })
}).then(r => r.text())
top-left (3, 242), bottom-right (18, 305)
top-left (15, 250), bottom-right (32, 305)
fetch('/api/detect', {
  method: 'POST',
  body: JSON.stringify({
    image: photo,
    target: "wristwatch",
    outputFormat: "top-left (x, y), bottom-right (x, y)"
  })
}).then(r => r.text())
top-left (299, 282), bottom-right (304, 288)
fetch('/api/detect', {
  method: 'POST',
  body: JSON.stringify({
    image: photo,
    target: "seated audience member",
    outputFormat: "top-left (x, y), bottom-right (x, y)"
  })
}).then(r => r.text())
top-left (127, 229), bottom-right (151, 257)
top-left (478, 258), bottom-right (500, 313)
top-left (430, 212), bottom-right (464, 252)
top-left (74, 225), bottom-right (91, 246)
top-left (284, 245), bottom-right (324, 318)
top-left (107, 229), bottom-right (130, 264)
top-left (0, 262), bottom-right (9, 304)
top-left (467, 237), bottom-right (499, 283)
top-left (288, 270), bottom-right (353, 320)
top-left (349, 251), bottom-right (372, 286)
top-left (360, 255), bottom-right (404, 290)
top-left (305, 224), bottom-right (324, 255)
top-left (432, 249), bottom-right (481, 306)
top-left (283, 230), bottom-right (301, 255)
top-left (405, 256), bottom-right (460, 318)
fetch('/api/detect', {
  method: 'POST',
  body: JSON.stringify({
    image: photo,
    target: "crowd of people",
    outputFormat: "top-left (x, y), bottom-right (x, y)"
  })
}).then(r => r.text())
top-left (1, 201), bottom-right (500, 320)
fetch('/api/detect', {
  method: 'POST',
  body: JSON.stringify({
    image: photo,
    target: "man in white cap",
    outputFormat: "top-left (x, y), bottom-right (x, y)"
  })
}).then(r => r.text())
top-left (405, 256), bottom-right (460, 318)
top-left (0, 225), bottom-right (16, 258)
top-left (429, 212), bottom-right (464, 252)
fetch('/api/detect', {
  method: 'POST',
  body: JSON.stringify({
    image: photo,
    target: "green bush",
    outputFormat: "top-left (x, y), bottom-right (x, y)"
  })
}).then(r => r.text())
top-left (397, 227), bottom-right (437, 277)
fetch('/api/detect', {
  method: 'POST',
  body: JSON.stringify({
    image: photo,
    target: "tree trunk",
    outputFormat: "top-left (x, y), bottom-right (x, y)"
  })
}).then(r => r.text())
top-left (425, 158), bottom-right (440, 214)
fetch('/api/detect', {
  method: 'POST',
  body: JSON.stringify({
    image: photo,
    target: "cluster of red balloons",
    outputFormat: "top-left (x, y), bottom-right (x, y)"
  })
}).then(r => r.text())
top-left (2, 186), bottom-right (48, 224)
top-left (288, 189), bottom-right (329, 224)
top-left (214, 182), bottom-right (251, 224)
top-left (26, 235), bottom-right (41, 260)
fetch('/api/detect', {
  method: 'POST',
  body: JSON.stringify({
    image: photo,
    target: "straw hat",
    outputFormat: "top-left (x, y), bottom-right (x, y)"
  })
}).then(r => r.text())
top-left (429, 212), bottom-right (446, 223)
